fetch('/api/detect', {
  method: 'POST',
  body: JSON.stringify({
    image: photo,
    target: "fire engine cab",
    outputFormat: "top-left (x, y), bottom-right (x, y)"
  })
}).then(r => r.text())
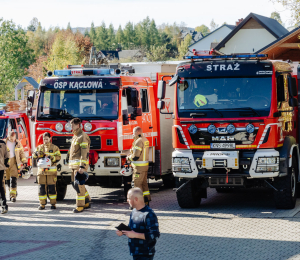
top-left (158, 53), bottom-right (300, 209)
top-left (26, 65), bottom-right (174, 200)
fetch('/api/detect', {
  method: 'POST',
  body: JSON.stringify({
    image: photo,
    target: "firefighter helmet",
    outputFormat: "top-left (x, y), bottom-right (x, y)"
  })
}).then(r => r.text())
top-left (21, 166), bottom-right (31, 179)
top-left (194, 94), bottom-right (207, 107)
top-left (37, 157), bottom-right (52, 169)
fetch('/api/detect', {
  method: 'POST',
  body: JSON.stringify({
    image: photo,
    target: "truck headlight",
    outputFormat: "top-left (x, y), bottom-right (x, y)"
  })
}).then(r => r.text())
top-left (172, 166), bottom-right (191, 172)
top-left (256, 156), bottom-right (279, 172)
top-left (84, 123), bottom-right (92, 132)
top-left (65, 122), bottom-right (72, 132)
top-left (105, 157), bottom-right (119, 167)
top-left (55, 123), bottom-right (63, 132)
top-left (172, 157), bottom-right (189, 165)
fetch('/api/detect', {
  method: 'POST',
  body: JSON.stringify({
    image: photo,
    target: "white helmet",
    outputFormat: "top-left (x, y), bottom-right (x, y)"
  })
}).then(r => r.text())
top-left (120, 166), bottom-right (133, 176)
top-left (37, 157), bottom-right (52, 169)
top-left (21, 167), bottom-right (31, 179)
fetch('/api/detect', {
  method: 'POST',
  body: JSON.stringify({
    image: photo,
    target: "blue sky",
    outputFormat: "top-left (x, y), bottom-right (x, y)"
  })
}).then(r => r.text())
top-left (0, 0), bottom-right (292, 29)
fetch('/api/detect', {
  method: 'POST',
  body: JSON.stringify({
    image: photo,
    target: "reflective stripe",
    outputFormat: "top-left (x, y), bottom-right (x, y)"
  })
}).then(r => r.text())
top-left (15, 148), bottom-right (23, 151)
top-left (39, 195), bottom-right (47, 200)
top-left (131, 161), bottom-right (149, 166)
top-left (49, 195), bottom-right (57, 199)
top-left (85, 192), bottom-right (89, 196)
top-left (45, 153), bottom-right (55, 156)
top-left (80, 160), bottom-right (88, 164)
top-left (69, 159), bottom-right (80, 165)
top-left (134, 146), bottom-right (142, 151)
top-left (143, 148), bottom-right (146, 161)
top-left (80, 142), bottom-right (88, 148)
top-left (54, 151), bottom-right (61, 156)
top-left (21, 158), bottom-right (27, 162)
top-left (77, 196), bottom-right (85, 200)
top-left (143, 191), bottom-right (150, 196)
top-left (45, 168), bottom-right (57, 172)
top-left (10, 190), bottom-right (17, 194)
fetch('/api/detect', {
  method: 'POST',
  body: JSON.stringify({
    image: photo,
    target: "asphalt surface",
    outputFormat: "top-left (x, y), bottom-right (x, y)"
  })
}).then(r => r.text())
top-left (0, 177), bottom-right (300, 260)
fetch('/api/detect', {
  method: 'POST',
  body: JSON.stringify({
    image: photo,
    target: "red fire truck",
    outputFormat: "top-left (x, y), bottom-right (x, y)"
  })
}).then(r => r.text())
top-left (26, 65), bottom-right (174, 200)
top-left (157, 53), bottom-right (300, 209)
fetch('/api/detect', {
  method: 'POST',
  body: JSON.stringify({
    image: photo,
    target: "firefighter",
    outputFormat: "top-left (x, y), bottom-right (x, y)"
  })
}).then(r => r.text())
top-left (68, 118), bottom-right (91, 213)
top-left (4, 131), bottom-right (27, 202)
top-left (126, 126), bottom-right (151, 206)
top-left (33, 132), bottom-right (61, 210)
top-left (0, 139), bottom-right (9, 214)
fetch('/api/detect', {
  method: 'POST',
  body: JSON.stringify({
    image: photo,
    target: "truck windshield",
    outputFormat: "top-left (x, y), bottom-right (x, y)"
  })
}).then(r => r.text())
top-left (37, 89), bottom-right (119, 120)
top-left (0, 119), bottom-right (7, 138)
top-left (177, 77), bottom-right (272, 118)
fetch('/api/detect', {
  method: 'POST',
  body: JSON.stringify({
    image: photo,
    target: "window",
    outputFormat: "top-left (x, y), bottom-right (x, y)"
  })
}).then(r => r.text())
top-left (277, 75), bottom-right (285, 107)
top-left (140, 89), bottom-right (149, 112)
top-left (19, 118), bottom-right (28, 138)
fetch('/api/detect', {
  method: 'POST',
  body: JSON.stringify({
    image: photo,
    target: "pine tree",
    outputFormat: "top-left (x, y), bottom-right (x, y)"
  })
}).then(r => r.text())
top-left (67, 22), bottom-right (71, 30)
top-left (107, 23), bottom-right (116, 50)
top-left (149, 19), bottom-right (160, 46)
top-left (96, 21), bottom-right (108, 50)
top-left (115, 25), bottom-right (124, 50)
top-left (89, 22), bottom-right (96, 44)
top-left (123, 22), bottom-right (135, 49)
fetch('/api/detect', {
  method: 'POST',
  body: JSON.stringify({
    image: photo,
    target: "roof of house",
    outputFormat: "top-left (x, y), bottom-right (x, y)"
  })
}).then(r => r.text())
top-left (118, 50), bottom-right (143, 59)
top-left (188, 24), bottom-right (235, 48)
top-left (214, 13), bottom-right (289, 50)
top-left (255, 26), bottom-right (300, 60)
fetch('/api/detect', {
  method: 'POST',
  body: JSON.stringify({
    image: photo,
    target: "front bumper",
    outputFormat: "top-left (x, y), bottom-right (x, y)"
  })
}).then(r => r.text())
top-left (172, 149), bottom-right (280, 179)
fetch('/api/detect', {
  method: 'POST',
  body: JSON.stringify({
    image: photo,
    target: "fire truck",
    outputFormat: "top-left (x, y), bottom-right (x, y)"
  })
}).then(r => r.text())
top-left (26, 65), bottom-right (174, 200)
top-left (157, 53), bottom-right (300, 209)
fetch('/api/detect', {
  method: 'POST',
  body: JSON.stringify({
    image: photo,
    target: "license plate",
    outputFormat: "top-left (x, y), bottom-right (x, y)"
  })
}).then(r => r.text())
top-left (211, 143), bottom-right (235, 149)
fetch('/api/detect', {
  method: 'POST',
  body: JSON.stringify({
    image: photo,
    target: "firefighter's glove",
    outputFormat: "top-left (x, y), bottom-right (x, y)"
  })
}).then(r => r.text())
top-left (38, 151), bottom-right (45, 158)
top-left (4, 158), bottom-right (9, 168)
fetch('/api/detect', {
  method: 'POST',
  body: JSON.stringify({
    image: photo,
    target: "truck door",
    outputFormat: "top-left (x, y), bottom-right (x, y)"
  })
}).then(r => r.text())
top-left (17, 117), bottom-right (29, 157)
top-left (7, 119), bottom-right (18, 139)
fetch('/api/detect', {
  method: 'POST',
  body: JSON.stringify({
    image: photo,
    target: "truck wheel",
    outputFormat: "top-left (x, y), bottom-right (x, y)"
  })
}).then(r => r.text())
top-left (176, 179), bottom-right (201, 208)
top-left (274, 156), bottom-right (298, 209)
top-left (162, 175), bottom-right (175, 189)
top-left (56, 181), bottom-right (67, 201)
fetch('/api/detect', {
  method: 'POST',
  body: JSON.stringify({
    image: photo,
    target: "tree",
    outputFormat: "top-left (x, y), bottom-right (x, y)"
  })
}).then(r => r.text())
top-left (95, 22), bottom-right (108, 50)
top-left (178, 34), bottom-right (192, 58)
top-left (27, 17), bottom-right (39, 32)
top-left (115, 25), bottom-right (124, 50)
top-left (195, 24), bottom-right (210, 36)
top-left (146, 44), bottom-right (168, 61)
top-left (107, 23), bottom-right (115, 50)
top-left (89, 22), bottom-right (96, 44)
top-left (46, 31), bottom-right (83, 71)
top-left (149, 19), bottom-right (160, 46)
top-left (272, 0), bottom-right (300, 23)
top-left (271, 11), bottom-right (283, 24)
top-left (67, 22), bottom-right (71, 30)
top-left (0, 19), bottom-right (33, 102)
top-left (123, 22), bottom-right (136, 49)
top-left (210, 19), bottom-right (219, 32)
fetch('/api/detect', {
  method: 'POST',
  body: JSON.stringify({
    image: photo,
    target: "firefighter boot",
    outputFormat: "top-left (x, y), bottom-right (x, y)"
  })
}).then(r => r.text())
top-left (73, 207), bottom-right (84, 213)
top-left (84, 197), bottom-right (91, 209)
top-left (1, 205), bottom-right (8, 214)
top-left (38, 205), bottom-right (45, 210)
top-left (51, 205), bottom-right (56, 209)
top-left (144, 197), bottom-right (150, 207)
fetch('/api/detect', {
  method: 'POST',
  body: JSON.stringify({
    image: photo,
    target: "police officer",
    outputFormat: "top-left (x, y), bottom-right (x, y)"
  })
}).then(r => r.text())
top-left (33, 132), bottom-right (61, 210)
top-left (68, 118), bottom-right (91, 213)
top-left (127, 126), bottom-right (151, 206)
top-left (0, 139), bottom-right (9, 214)
top-left (4, 131), bottom-right (27, 202)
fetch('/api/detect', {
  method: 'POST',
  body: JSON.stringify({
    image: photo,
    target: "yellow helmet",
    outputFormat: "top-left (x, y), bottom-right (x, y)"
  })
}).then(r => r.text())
top-left (194, 94), bottom-right (207, 107)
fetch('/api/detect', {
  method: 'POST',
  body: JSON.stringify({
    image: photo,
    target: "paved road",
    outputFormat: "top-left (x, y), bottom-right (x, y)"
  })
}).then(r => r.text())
top-left (0, 177), bottom-right (300, 260)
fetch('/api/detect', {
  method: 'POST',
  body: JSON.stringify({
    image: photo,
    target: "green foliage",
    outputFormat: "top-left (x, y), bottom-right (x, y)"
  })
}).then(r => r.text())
top-left (270, 11), bottom-right (283, 24)
top-left (146, 44), bottom-right (168, 61)
top-left (67, 22), bottom-right (71, 30)
top-left (0, 18), bottom-right (33, 102)
top-left (46, 32), bottom-right (83, 71)
top-left (195, 24), bottom-right (210, 36)
top-left (178, 34), bottom-right (192, 58)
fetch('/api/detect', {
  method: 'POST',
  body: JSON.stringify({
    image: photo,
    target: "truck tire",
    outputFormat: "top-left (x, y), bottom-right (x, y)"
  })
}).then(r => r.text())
top-left (274, 156), bottom-right (298, 209)
top-left (176, 179), bottom-right (201, 208)
top-left (162, 174), bottom-right (175, 189)
top-left (56, 180), bottom-right (67, 201)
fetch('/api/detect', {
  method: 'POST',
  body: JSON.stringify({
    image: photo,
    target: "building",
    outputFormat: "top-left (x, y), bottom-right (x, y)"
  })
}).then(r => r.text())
top-left (188, 24), bottom-right (235, 54)
top-left (256, 26), bottom-right (300, 61)
top-left (214, 13), bottom-right (289, 54)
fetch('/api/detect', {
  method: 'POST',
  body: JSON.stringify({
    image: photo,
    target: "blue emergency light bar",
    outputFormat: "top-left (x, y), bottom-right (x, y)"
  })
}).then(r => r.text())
top-left (53, 68), bottom-right (115, 77)
top-left (183, 54), bottom-right (268, 60)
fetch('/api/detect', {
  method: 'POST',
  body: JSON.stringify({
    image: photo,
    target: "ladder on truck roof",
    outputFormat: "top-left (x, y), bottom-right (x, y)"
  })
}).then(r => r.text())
top-left (184, 54), bottom-right (268, 61)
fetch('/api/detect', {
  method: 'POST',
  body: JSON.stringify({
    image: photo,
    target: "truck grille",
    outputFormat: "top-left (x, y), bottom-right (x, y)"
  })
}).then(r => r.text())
top-left (209, 177), bottom-right (243, 186)
top-left (52, 136), bottom-right (101, 150)
top-left (213, 159), bottom-right (227, 168)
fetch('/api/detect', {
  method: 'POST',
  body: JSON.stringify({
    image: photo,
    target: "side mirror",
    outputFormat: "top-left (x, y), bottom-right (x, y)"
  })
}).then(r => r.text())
top-left (289, 97), bottom-right (297, 107)
top-left (157, 81), bottom-right (166, 99)
top-left (131, 88), bottom-right (139, 108)
top-left (169, 75), bottom-right (179, 86)
top-left (157, 101), bottom-right (165, 110)
top-left (27, 90), bottom-right (35, 116)
top-left (122, 111), bottom-right (129, 125)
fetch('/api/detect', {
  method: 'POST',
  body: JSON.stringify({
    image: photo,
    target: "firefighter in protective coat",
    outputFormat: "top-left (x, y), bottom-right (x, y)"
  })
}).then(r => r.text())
top-left (4, 131), bottom-right (27, 202)
top-left (127, 126), bottom-right (151, 205)
top-left (33, 132), bottom-right (61, 210)
top-left (68, 118), bottom-right (91, 213)
top-left (0, 139), bottom-right (9, 214)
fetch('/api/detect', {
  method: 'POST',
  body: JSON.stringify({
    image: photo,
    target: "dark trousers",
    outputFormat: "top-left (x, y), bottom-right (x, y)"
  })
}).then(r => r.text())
top-left (133, 256), bottom-right (154, 260)
top-left (0, 170), bottom-right (7, 206)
